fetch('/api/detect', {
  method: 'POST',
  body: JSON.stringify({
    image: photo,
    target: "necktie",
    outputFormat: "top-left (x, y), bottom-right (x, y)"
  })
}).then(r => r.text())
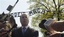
top-left (22, 27), bottom-right (26, 34)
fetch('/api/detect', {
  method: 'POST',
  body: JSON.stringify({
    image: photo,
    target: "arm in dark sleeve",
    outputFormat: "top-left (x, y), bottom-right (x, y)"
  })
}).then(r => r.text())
top-left (33, 31), bottom-right (39, 37)
top-left (11, 28), bottom-right (17, 37)
top-left (11, 30), bottom-right (15, 37)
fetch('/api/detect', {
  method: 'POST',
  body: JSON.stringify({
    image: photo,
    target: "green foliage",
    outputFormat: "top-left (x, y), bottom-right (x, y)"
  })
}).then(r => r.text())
top-left (42, 12), bottom-right (54, 19)
top-left (28, 0), bottom-right (64, 20)
top-left (28, 0), bottom-right (64, 36)
top-left (31, 12), bottom-right (54, 37)
top-left (31, 14), bottom-right (42, 27)
top-left (41, 28), bottom-right (47, 33)
top-left (31, 12), bottom-right (54, 27)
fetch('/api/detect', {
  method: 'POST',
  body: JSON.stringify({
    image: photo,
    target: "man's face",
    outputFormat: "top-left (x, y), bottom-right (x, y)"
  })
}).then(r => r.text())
top-left (20, 14), bottom-right (29, 26)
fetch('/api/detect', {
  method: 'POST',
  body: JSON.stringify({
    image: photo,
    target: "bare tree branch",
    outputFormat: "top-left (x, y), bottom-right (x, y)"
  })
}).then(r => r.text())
top-left (53, 0), bottom-right (57, 9)
top-left (60, 4), bottom-right (64, 6)
top-left (39, 2), bottom-right (49, 10)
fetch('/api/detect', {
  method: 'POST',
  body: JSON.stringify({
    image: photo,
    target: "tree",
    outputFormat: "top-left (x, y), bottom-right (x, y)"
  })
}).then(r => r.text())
top-left (31, 12), bottom-right (54, 37)
top-left (28, 0), bottom-right (64, 20)
top-left (28, 0), bottom-right (64, 37)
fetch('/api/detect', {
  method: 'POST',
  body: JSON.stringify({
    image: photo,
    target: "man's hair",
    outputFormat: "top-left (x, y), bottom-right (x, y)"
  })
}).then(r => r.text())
top-left (20, 13), bottom-right (29, 19)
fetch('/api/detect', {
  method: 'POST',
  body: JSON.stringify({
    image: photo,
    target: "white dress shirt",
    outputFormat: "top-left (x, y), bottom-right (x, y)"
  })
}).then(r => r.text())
top-left (22, 26), bottom-right (28, 33)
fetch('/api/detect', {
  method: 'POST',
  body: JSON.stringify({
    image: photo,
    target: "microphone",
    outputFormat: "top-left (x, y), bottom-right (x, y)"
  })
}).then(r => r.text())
top-left (39, 19), bottom-right (47, 30)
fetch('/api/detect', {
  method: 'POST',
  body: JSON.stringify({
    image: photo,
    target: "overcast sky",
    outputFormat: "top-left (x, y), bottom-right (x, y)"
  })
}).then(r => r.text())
top-left (0, 0), bottom-right (30, 14)
top-left (0, 0), bottom-right (43, 37)
top-left (0, 0), bottom-right (30, 26)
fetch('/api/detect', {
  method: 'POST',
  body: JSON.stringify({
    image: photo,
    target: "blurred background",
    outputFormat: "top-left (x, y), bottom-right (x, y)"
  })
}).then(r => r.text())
top-left (0, 0), bottom-right (64, 37)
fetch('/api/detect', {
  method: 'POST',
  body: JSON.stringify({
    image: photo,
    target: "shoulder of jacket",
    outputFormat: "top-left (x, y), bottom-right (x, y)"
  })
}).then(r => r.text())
top-left (29, 27), bottom-right (38, 32)
top-left (12, 27), bottom-right (21, 31)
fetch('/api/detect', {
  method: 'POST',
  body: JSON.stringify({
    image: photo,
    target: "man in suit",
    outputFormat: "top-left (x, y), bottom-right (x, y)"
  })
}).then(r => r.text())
top-left (12, 13), bottom-right (38, 37)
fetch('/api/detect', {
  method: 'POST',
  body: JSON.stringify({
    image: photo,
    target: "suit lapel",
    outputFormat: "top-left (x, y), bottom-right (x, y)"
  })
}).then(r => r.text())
top-left (18, 27), bottom-right (29, 37)
top-left (18, 27), bottom-right (33, 37)
top-left (18, 27), bottom-right (23, 37)
top-left (25, 27), bottom-right (29, 34)
top-left (24, 27), bottom-right (33, 37)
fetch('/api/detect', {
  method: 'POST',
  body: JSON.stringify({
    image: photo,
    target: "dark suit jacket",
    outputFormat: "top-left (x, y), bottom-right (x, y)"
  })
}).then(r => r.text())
top-left (11, 27), bottom-right (38, 37)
